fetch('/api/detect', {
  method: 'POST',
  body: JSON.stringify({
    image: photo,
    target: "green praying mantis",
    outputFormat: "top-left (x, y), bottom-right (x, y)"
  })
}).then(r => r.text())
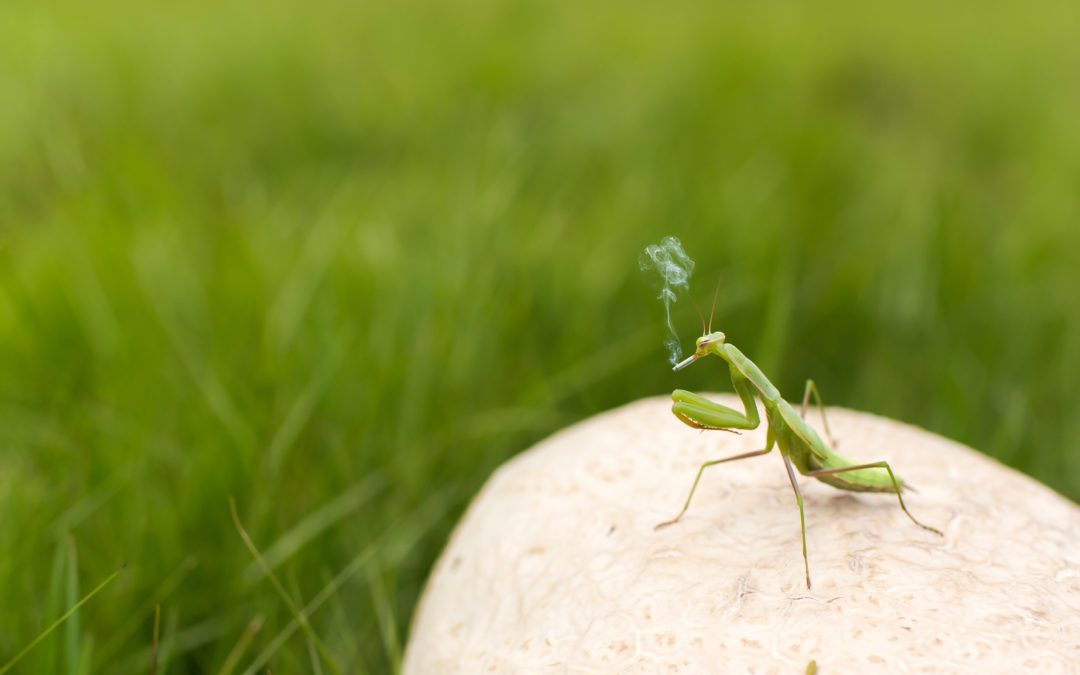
top-left (654, 310), bottom-right (943, 590)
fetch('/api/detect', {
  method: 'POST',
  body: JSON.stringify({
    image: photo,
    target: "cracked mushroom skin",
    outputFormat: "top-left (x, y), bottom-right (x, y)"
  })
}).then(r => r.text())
top-left (404, 395), bottom-right (1080, 674)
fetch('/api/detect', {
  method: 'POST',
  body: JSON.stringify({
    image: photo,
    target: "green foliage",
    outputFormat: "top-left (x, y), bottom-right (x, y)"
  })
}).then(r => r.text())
top-left (1, 0), bottom-right (1078, 670)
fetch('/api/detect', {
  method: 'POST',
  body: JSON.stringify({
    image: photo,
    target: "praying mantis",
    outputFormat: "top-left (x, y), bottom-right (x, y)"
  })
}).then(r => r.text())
top-left (654, 312), bottom-right (943, 589)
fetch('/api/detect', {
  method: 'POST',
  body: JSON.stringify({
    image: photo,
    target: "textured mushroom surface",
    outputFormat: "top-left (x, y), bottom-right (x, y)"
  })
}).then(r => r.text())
top-left (404, 395), bottom-right (1080, 673)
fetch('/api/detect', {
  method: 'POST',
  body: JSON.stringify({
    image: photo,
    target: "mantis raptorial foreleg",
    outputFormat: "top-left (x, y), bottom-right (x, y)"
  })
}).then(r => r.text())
top-left (805, 461), bottom-right (943, 535)
top-left (671, 387), bottom-right (759, 431)
top-left (654, 443), bottom-right (773, 530)
top-left (779, 452), bottom-right (812, 589)
top-left (800, 379), bottom-right (837, 447)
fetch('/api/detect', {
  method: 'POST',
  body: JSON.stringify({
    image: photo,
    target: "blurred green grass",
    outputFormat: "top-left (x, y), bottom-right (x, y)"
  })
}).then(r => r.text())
top-left (2, 0), bottom-right (1079, 671)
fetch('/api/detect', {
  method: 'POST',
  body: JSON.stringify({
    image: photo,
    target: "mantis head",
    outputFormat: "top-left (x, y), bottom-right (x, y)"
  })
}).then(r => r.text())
top-left (672, 331), bottom-right (725, 371)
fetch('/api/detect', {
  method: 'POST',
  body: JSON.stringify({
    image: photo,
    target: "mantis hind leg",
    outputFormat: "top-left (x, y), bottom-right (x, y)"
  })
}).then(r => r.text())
top-left (800, 379), bottom-right (838, 447)
top-left (779, 453), bottom-right (812, 590)
top-left (805, 461), bottom-right (943, 536)
top-left (654, 440), bottom-right (773, 530)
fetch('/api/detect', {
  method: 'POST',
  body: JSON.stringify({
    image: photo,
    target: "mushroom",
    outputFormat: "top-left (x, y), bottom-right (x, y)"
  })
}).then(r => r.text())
top-left (404, 395), bottom-right (1080, 673)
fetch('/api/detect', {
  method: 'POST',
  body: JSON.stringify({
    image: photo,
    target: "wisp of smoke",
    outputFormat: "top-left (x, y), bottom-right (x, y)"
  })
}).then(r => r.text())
top-left (639, 236), bottom-right (695, 365)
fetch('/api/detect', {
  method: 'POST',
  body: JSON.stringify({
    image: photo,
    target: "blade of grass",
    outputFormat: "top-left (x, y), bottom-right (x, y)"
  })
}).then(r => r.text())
top-left (217, 616), bottom-right (264, 675)
top-left (365, 558), bottom-right (401, 674)
top-left (97, 556), bottom-right (198, 665)
top-left (75, 635), bottom-right (93, 675)
top-left (228, 497), bottom-right (342, 675)
top-left (149, 605), bottom-right (160, 675)
top-left (307, 640), bottom-right (324, 675)
top-left (323, 575), bottom-right (361, 668)
top-left (43, 538), bottom-right (67, 674)
top-left (51, 475), bottom-right (124, 537)
top-left (155, 609), bottom-right (177, 675)
top-left (242, 474), bottom-right (385, 585)
top-left (288, 569), bottom-right (324, 675)
top-left (114, 617), bottom-right (227, 675)
top-left (133, 241), bottom-right (254, 451)
top-left (262, 328), bottom-right (347, 479)
top-left (65, 537), bottom-right (80, 675)
top-left (241, 485), bottom-right (454, 675)
top-left (0, 565), bottom-right (124, 675)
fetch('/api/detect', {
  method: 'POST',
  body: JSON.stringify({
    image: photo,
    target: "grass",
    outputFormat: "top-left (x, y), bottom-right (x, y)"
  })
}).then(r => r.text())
top-left (2, 0), bottom-right (1079, 671)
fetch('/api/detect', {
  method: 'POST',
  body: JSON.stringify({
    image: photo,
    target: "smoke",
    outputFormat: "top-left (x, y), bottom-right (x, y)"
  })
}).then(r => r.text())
top-left (639, 236), bottom-right (695, 365)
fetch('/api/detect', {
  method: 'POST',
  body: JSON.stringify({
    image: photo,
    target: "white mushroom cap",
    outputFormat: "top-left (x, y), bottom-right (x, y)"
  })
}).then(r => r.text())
top-left (405, 395), bottom-right (1080, 673)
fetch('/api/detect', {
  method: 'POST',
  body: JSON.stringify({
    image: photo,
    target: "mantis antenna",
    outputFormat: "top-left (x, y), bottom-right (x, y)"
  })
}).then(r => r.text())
top-left (707, 277), bottom-right (721, 334)
top-left (689, 294), bottom-right (707, 335)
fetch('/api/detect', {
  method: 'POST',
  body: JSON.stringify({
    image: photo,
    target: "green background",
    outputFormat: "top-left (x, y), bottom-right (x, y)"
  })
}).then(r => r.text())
top-left (2, 0), bottom-right (1078, 671)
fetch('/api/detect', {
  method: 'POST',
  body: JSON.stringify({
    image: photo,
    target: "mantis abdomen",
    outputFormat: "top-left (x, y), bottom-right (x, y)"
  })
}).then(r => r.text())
top-left (808, 454), bottom-right (901, 493)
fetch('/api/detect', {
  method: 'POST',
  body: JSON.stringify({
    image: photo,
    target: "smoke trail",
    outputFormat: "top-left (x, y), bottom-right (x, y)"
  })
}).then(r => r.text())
top-left (639, 236), bottom-right (695, 365)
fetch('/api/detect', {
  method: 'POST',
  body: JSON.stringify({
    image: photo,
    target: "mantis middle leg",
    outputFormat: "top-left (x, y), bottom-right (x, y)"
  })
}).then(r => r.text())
top-left (805, 461), bottom-right (943, 536)
top-left (655, 436), bottom-right (774, 530)
top-left (800, 379), bottom-right (837, 447)
top-left (779, 452), bottom-right (812, 589)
